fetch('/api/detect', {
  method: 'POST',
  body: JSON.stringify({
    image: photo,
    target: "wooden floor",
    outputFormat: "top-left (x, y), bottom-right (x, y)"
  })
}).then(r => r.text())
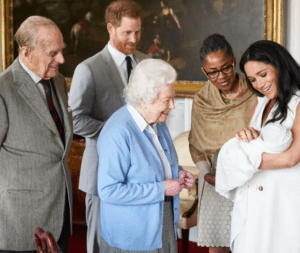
top-left (68, 224), bottom-right (209, 253)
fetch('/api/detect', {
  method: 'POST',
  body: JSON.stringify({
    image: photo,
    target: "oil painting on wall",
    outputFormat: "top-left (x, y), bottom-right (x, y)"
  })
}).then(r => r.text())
top-left (10, 0), bottom-right (279, 81)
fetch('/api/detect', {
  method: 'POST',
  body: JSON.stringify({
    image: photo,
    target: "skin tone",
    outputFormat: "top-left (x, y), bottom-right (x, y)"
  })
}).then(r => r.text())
top-left (19, 25), bottom-right (65, 80)
top-left (139, 83), bottom-right (175, 124)
top-left (236, 61), bottom-right (300, 170)
top-left (236, 61), bottom-right (279, 140)
top-left (245, 61), bottom-right (279, 101)
top-left (107, 16), bottom-right (141, 55)
top-left (137, 84), bottom-right (194, 195)
top-left (202, 50), bottom-right (238, 96)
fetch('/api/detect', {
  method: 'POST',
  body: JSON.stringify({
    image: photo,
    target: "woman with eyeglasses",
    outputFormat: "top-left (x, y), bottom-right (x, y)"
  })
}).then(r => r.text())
top-left (188, 34), bottom-right (257, 253)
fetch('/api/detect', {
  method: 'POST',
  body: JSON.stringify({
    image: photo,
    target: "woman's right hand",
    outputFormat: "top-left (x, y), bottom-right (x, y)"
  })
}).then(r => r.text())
top-left (235, 127), bottom-right (260, 142)
top-left (163, 178), bottom-right (185, 196)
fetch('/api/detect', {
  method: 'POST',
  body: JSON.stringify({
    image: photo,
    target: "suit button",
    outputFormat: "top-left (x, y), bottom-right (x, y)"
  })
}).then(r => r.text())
top-left (258, 186), bottom-right (263, 191)
top-left (175, 208), bottom-right (177, 210)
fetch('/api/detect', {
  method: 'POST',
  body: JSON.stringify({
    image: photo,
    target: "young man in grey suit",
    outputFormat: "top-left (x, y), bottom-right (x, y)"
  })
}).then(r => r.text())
top-left (0, 16), bottom-right (73, 253)
top-left (68, 0), bottom-right (148, 252)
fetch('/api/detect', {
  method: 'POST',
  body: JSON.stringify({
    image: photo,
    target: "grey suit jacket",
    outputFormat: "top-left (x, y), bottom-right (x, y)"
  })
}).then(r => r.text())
top-left (0, 59), bottom-right (73, 250)
top-left (69, 44), bottom-right (148, 195)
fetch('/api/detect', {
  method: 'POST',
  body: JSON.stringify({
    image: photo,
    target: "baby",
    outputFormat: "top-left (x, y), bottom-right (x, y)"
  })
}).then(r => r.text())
top-left (216, 122), bottom-right (292, 200)
top-left (215, 123), bottom-right (293, 250)
top-left (252, 122), bottom-right (292, 154)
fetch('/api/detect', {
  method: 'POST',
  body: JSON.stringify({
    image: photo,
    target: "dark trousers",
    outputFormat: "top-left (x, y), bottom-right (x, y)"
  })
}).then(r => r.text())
top-left (0, 194), bottom-right (70, 253)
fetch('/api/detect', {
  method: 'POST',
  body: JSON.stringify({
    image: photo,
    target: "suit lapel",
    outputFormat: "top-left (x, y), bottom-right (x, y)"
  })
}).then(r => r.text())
top-left (12, 59), bottom-right (59, 137)
top-left (51, 76), bottom-right (72, 150)
top-left (101, 45), bottom-right (125, 104)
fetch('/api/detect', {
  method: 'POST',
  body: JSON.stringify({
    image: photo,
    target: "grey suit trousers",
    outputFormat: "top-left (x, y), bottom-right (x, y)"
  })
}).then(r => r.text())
top-left (86, 193), bottom-right (101, 253)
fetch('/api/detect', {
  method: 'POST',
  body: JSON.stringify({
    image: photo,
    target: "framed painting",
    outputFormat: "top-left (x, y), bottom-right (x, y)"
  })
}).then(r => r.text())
top-left (1, 0), bottom-right (284, 97)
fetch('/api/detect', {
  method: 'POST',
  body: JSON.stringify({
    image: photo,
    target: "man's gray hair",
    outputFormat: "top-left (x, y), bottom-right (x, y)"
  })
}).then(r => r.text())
top-left (14, 16), bottom-right (57, 52)
top-left (124, 59), bottom-right (177, 106)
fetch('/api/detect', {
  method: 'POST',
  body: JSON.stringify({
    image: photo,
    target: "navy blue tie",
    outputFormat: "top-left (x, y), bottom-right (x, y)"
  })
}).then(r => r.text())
top-left (125, 56), bottom-right (132, 81)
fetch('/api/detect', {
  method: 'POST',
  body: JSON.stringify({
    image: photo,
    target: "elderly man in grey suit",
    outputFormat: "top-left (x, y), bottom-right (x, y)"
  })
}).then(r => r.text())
top-left (0, 16), bottom-right (73, 253)
top-left (68, 0), bottom-right (148, 252)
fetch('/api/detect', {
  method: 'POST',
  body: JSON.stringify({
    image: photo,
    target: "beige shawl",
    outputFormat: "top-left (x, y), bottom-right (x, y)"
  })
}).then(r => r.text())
top-left (189, 73), bottom-right (257, 166)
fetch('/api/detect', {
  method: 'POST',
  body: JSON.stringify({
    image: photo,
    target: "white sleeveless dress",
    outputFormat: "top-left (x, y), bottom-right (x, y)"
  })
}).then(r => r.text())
top-left (232, 93), bottom-right (300, 253)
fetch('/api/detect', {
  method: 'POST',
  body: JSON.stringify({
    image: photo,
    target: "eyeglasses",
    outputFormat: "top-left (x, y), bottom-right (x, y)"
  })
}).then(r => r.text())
top-left (203, 63), bottom-right (234, 79)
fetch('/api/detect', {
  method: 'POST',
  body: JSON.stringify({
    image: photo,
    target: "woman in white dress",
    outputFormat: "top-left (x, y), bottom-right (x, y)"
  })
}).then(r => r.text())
top-left (233, 40), bottom-right (300, 253)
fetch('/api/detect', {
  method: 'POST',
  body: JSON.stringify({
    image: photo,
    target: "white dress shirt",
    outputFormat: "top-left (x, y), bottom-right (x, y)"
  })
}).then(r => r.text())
top-left (108, 42), bottom-right (138, 86)
top-left (19, 59), bottom-right (47, 103)
top-left (19, 59), bottom-right (63, 122)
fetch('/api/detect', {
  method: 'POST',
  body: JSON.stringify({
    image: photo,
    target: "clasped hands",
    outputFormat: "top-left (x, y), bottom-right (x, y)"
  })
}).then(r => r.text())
top-left (164, 170), bottom-right (195, 196)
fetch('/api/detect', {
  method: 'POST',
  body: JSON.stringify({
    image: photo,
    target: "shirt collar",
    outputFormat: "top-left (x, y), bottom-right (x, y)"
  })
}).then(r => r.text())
top-left (19, 58), bottom-right (44, 84)
top-left (127, 104), bottom-right (148, 132)
top-left (108, 42), bottom-right (135, 66)
top-left (127, 104), bottom-right (158, 134)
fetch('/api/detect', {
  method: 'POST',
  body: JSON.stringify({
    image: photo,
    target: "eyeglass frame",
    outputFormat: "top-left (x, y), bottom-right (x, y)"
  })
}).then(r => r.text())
top-left (202, 63), bottom-right (235, 80)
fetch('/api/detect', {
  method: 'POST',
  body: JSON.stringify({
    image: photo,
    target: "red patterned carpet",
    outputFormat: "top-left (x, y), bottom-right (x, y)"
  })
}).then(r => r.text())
top-left (69, 224), bottom-right (209, 253)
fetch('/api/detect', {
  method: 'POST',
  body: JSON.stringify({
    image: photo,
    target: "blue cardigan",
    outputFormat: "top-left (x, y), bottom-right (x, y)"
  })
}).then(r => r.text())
top-left (97, 105), bottom-right (180, 251)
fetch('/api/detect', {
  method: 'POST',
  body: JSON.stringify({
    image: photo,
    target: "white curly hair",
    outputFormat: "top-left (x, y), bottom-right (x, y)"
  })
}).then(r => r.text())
top-left (124, 58), bottom-right (177, 106)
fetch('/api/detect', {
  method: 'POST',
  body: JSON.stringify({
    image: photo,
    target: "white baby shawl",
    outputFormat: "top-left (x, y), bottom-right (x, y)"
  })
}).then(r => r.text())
top-left (215, 123), bottom-right (292, 247)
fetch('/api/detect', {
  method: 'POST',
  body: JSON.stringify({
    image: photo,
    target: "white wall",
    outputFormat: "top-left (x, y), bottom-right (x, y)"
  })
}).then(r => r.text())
top-left (165, 98), bottom-right (193, 140)
top-left (286, 0), bottom-right (300, 64)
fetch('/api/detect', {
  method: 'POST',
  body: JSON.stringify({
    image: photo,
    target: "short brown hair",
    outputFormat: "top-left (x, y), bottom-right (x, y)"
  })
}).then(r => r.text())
top-left (105, 0), bottom-right (142, 27)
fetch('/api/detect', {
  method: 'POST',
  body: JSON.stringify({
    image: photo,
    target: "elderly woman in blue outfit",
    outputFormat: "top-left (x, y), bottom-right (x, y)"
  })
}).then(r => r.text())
top-left (97, 58), bottom-right (194, 253)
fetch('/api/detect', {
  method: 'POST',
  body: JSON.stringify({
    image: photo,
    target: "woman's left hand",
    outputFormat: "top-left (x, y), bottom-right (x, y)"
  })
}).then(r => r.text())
top-left (179, 170), bottom-right (195, 189)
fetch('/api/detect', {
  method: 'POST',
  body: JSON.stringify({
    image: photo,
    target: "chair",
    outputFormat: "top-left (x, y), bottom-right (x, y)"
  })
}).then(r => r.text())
top-left (173, 131), bottom-right (199, 253)
top-left (34, 227), bottom-right (61, 253)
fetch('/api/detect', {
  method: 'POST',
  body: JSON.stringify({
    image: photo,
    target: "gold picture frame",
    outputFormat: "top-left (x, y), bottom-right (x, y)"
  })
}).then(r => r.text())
top-left (1, 0), bottom-right (284, 97)
top-left (1, 0), bottom-right (13, 71)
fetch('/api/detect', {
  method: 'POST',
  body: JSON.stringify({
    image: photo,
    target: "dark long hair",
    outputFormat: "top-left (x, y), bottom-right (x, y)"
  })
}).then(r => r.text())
top-left (240, 40), bottom-right (300, 124)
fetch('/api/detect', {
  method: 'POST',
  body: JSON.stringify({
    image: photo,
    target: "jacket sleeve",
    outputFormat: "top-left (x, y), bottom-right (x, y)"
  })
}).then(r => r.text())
top-left (68, 63), bottom-right (104, 138)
